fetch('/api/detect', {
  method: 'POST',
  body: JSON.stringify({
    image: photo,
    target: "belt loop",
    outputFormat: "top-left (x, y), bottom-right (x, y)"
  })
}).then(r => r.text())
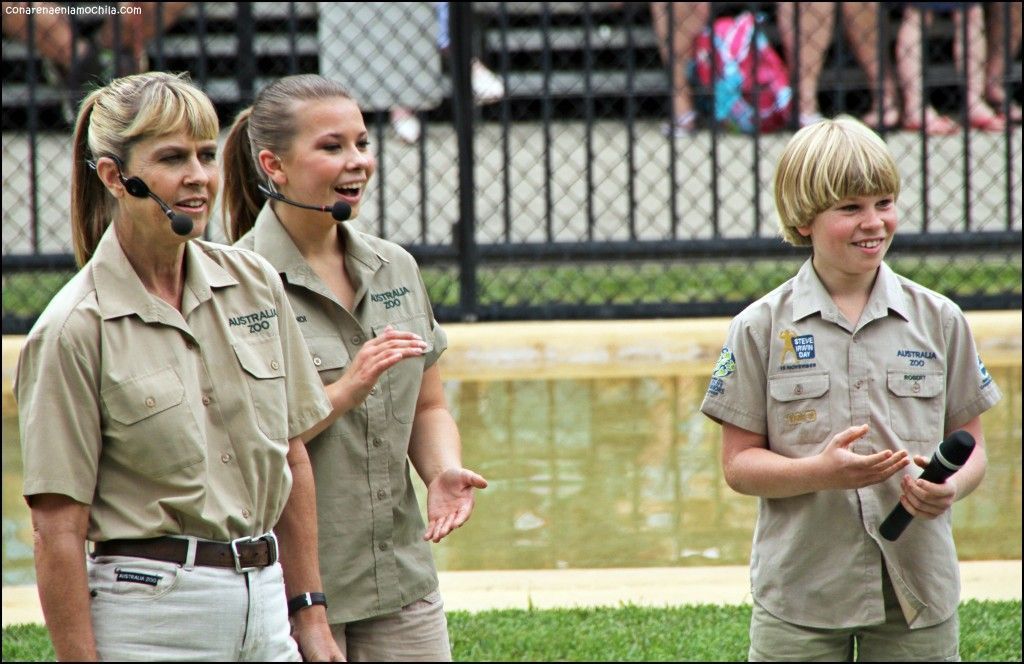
top-left (182, 536), bottom-right (198, 571)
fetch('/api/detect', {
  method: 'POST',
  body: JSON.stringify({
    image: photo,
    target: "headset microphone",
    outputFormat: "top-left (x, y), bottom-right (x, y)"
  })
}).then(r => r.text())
top-left (89, 158), bottom-right (195, 236)
top-left (120, 174), bottom-right (195, 236)
top-left (257, 184), bottom-right (352, 222)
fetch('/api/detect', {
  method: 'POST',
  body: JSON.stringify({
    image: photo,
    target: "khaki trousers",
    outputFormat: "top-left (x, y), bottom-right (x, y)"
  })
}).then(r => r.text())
top-left (748, 572), bottom-right (959, 662)
top-left (88, 554), bottom-right (300, 662)
top-left (331, 589), bottom-right (451, 662)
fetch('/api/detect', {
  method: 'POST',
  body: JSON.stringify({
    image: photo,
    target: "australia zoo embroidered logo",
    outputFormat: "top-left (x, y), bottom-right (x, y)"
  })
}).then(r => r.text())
top-left (370, 286), bottom-right (411, 310)
top-left (229, 308), bottom-right (278, 334)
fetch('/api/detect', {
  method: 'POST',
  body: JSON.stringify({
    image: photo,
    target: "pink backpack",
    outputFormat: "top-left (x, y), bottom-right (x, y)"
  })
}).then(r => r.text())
top-left (690, 12), bottom-right (793, 133)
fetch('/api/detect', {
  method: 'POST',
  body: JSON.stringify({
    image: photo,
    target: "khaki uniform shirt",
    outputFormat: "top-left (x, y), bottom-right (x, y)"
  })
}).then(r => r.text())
top-left (16, 224), bottom-right (331, 543)
top-left (700, 259), bottom-right (1001, 629)
top-left (236, 204), bottom-right (447, 624)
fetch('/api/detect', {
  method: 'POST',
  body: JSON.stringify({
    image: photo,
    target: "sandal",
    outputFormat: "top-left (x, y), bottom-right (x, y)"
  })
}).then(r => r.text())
top-left (903, 109), bottom-right (959, 136)
top-left (862, 104), bottom-right (901, 131)
top-left (985, 96), bottom-right (1022, 124)
top-left (968, 110), bottom-right (1007, 133)
top-left (986, 83), bottom-right (1024, 124)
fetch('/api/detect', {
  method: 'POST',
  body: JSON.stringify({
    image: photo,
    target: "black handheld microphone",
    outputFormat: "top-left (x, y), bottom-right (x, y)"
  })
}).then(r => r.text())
top-left (89, 158), bottom-right (194, 236)
top-left (878, 430), bottom-right (975, 541)
top-left (258, 184), bottom-right (352, 222)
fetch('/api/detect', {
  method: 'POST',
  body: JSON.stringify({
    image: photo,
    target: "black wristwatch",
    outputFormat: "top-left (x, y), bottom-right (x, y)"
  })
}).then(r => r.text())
top-left (288, 591), bottom-right (328, 616)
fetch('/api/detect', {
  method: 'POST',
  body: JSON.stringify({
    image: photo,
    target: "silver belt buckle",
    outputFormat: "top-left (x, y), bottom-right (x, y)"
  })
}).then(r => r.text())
top-left (230, 535), bottom-right (258, 573)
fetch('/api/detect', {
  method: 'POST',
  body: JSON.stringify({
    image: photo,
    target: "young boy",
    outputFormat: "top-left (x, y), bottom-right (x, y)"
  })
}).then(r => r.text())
top-left (700, 116), bottom-right (1001, 661)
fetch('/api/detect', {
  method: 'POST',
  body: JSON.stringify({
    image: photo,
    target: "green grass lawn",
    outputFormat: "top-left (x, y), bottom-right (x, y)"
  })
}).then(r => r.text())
top-left (3, 256), bottom-right (1020, 320)
top-left (3, 600), bottom-right (1020, 661)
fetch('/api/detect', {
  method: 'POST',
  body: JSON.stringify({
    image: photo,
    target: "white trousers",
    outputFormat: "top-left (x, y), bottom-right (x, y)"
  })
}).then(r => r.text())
top-left (88, 554), bottom-right (300, 662)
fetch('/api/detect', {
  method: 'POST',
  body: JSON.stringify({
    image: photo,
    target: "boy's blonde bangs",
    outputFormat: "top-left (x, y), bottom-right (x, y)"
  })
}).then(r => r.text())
top-left (123, 74), bottom-right (219, 144)
top-left (775, 117), bottom-right (901, 246)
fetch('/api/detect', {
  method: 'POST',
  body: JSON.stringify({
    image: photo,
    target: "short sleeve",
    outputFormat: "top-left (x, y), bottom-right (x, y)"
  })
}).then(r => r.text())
top-left (700, 312), bottom-right (771, 435)
top-left (414, 268), bottom-right (447, 368)
top-left (943, 308), bottom-right (1002, 430)
top-left (16, 322), bottom-right (102, 504)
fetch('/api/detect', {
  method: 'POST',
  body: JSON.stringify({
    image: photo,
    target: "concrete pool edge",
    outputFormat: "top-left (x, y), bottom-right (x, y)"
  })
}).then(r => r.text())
top-left (3, 560), bottom-right (1021, 626)
top-left (4, 312), bottom-right (1021, 403)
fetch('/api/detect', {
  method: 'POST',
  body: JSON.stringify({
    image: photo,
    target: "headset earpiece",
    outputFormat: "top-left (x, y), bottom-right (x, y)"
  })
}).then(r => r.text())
top-left (120, 175), bottom-right (150, 199)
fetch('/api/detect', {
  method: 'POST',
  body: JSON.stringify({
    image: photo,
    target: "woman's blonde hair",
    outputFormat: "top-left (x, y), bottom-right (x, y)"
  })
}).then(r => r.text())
top-left (222, 74), bottom-right (354, 242)
top-left (71, 71), bottom-right (219, 266)
top-left (773, 116), bottom-right (901, 246)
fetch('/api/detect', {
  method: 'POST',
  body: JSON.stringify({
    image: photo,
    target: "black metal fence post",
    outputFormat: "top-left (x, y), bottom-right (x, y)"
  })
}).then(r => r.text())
top-left (451, 2), bottom-right (478, 321)
top-left (236, 2), bottom-right (256, 105)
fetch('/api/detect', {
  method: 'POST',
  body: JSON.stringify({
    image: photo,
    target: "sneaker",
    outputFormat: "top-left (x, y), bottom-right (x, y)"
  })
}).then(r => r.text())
top-left (799, 112), bottom-right (824, 127)
top-left (471, 59), bottom-right (505, 106)
top-left (390, 107), bottom-right (421, 144)
top-left (661, 111), bottom-right (697, 138)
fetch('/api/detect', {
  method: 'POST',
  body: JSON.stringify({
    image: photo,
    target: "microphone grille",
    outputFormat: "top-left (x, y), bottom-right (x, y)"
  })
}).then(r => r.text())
top-left (938, 430), bottom-right (976, 467)
top-left (171, 213), bottom-right (194, 236)
top-left (331, 201), bottom-right (352, 222)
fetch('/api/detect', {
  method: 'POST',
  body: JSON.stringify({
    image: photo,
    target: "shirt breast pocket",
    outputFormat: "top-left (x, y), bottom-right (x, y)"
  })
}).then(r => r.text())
top-left (233, 337), bottom-right (288, 440)
top-left (886, 370), bottom-right (945, 447)
top-left (372, 314), bottom-right (432, 424)
top-left (306, 337), bottom-right (350, 386)
top-left (101, 367), bottom-right (204, 478)
top-left (768, 372), bottom-right (831, 446)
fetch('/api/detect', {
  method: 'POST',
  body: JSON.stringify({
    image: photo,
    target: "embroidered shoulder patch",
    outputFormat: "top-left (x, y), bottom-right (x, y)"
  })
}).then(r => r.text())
top-left (712, 347), bottom-right (737, 378)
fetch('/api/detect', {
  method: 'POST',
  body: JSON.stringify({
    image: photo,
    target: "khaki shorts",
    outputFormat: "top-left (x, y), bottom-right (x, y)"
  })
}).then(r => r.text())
top-left (331, 589), bottom-right (451, 662)
top-left (748, 574), bottom-right (959, 662)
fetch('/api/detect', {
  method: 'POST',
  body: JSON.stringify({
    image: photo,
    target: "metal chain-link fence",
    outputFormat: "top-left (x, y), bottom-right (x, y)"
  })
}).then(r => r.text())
top-left (2, 2), bottom-right (1021, 332)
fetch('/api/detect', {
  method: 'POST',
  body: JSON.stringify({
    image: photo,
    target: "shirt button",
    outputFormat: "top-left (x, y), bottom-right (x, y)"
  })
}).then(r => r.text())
top-left (378, 542), bottom-right (388, 551)
top-left (372, 437), bottom-right (383, 448)
top-left (351, 335), bottom-right (364, 345)
top-left (794, 384), bottom-right (803, 395)
top-left (145, 397), bottom-right (156, 408)
top-left (912, 382), bottom-right (921, 393)
top-left (202, 395), bottom-right (211, 406)
top-left (185, 341), bottom-right (195, 351)
top-left (221, 452), bottom-right (232, 463)
top-left (370, 386), bottom-right (378, 396)
top-left (242, 509), bottom-right (251, 519)
top-left (313, 357), bottom-right (322, 367)
top-left (270, 360), bottom-right (280, 370)
top-left (854, 380), bottom-right (863, 389)
top-left (377, 489), bottom-right (386, 500)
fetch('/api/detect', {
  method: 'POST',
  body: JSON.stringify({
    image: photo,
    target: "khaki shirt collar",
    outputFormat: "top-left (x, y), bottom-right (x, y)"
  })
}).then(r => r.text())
top-left (250, 203), bottom-right (389, 307)
top-left (791, 258), bottom-right (910, 328)
top-left (92, 223), bottom-right (237, 323)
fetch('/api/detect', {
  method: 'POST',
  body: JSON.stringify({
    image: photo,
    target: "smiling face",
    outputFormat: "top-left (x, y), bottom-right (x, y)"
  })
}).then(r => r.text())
top-left (273, 96), bottom-right (375, 221)
top-left (798, 193), bottom-right (898, 285)
top-left (117, 129), bottom-right (219, 240)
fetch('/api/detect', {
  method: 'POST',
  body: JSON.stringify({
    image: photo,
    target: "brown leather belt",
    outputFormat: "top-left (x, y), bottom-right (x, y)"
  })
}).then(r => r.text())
top-left (92, 535), bottom-right (278, 572)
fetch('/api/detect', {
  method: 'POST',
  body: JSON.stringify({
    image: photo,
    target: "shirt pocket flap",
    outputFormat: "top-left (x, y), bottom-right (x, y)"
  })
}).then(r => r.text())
top-left (307, 338), bottom-right (350, 371)
top-left (232, 337), bottom-right (286, 380)
top-left (371, 314), bottom-right (434, 353)
top-left (768, 372), bottom-right (830, 402)
top-left (102, 368), bottom-right (185, 425)
top-left (887, 371), bottom-right (944, 398)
